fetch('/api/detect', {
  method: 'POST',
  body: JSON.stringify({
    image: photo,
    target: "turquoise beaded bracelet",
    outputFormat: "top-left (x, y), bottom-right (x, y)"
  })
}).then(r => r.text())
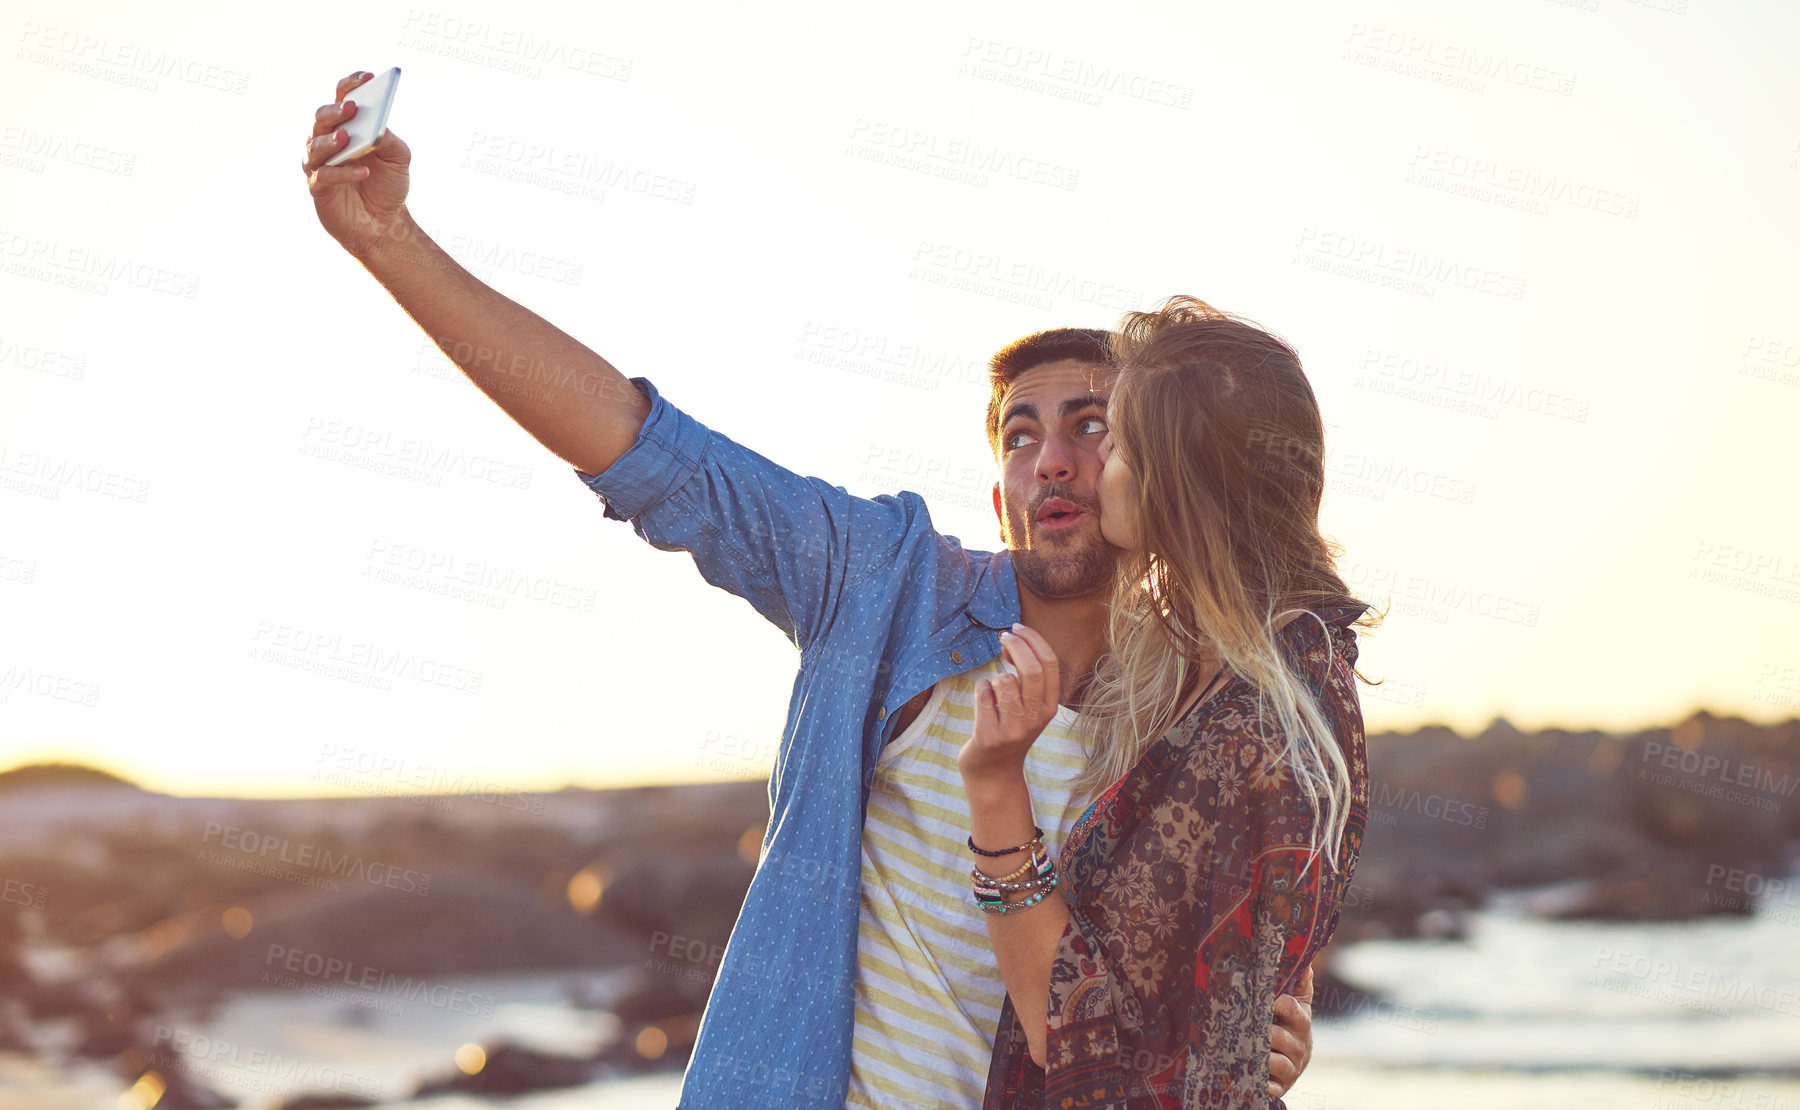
top-left (975, 874), bottom-right (1059, 915)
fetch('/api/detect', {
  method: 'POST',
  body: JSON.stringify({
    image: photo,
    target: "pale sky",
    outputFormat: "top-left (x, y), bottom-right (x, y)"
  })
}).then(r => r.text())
top-left (3, 0), bottom-right (1797, 798)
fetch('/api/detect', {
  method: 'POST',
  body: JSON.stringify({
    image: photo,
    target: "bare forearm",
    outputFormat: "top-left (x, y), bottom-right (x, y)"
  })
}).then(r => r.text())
top-left (965, 773), bottom-right (1065, 1067)
top-left (351, 208), bottom-right (649, 475)
top-left (985, 892), bottom-right (1067, 1067)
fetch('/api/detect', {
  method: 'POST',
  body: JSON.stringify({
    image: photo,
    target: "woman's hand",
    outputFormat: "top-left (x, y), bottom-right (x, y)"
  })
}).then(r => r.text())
top-left (959, 625), bottom-right (1068, 1069)
top-left (302, 71), bottom-right (415, 258)
top-left (1270, 963), bottom-right (1315, 1098)
top-left (959, 624), bottom-right (1060, 786)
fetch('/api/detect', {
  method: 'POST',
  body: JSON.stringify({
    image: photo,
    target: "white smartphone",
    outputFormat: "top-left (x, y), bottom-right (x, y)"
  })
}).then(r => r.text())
top-left (325, 66), bottom-right (401, 166)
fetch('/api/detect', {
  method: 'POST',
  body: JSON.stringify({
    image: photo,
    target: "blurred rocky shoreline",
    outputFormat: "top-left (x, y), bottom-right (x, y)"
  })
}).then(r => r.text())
top-left (0, 709), bottom-right (1794, 1105)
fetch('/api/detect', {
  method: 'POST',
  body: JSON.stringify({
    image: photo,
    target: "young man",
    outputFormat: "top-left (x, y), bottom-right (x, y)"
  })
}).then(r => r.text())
top-left (301, 72), bottom-right (1316, 1109)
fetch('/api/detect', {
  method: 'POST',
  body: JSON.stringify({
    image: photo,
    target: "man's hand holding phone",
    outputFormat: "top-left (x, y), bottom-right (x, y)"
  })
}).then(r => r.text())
top-left (302, 70), bottom-right (413, 259)
top-left (294, 65), bottom-right (651, 476)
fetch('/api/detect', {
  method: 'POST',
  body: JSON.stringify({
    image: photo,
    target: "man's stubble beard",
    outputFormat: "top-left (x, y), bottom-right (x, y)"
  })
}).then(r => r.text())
top-left (1006, 517), bottom-right (1118, 602)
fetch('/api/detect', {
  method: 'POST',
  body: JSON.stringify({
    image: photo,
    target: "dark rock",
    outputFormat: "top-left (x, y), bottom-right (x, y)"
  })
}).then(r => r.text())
top-left (1335, 714), bottom-right (1800, 934)
top-left (152, 1070), bottom-right (239, 1109)
top-left (1308, 966), bottom-right (1383, 1019)
top-left (1519, 874), bottom-right (1754, 921)
top-left (0, 1012), bottom-right (30, 1053)
top-left (19, 976), bottom-right (93, 1020)
top-left (611, 965), bottom-right (713, 1024)
top-left (411, 1042), bottom-right (597, 1096)
top-left (136, 874), bottom-right (643, 998)
top-left (275, 1095), bottom-right (378, 1109)
top-left (0, 762), bottom-right (142, 791)
top-left (597, 848), bottom-right (753, 958)
top-left (594, 1016), bottom-right (697, 1074)
top-left (113, 1040), bottom-right (238, 1110)
top-left (74, 1009), bottom-right (141, 1057)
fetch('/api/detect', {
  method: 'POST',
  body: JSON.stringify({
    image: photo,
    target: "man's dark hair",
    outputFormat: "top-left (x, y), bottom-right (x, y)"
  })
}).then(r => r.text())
top-left (985, 328), bottom-right (1116, 455)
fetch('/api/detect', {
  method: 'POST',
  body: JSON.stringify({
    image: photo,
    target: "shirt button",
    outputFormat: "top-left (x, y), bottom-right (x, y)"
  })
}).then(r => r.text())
top-left (877, 707), bottom-right (887, 720)
top-left (950, 650), bottom-right (963, 664)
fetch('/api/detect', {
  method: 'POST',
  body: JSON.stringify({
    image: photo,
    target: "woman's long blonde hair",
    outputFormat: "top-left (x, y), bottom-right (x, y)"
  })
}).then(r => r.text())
top-left (1073, 296), bottom-right (1379, 864)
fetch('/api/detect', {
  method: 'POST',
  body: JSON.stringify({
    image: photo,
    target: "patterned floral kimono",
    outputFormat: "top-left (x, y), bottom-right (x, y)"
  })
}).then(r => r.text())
top-left (982, 603), bottom-right (1371, 1109)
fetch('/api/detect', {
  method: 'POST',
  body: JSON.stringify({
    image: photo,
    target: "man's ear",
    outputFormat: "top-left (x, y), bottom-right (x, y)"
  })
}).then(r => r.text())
top-left (992, 483), bottom-right (1004, 541)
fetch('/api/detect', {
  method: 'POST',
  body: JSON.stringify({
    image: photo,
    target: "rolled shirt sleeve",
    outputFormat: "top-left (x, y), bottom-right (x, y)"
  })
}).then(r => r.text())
top-left (573, 376), bottom-right (909, 650)
top-left (573, 376), bottom-right (711, 525)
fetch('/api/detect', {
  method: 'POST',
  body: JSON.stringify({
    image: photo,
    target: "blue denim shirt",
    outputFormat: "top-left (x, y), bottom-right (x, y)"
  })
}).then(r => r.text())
top-left (575, 378), bottom-right (1021, 1108)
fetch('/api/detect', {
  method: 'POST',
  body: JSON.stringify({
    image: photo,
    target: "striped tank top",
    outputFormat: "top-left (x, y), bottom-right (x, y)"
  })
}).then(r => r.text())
top-left (845, 653), bottom-right (1091, 1109)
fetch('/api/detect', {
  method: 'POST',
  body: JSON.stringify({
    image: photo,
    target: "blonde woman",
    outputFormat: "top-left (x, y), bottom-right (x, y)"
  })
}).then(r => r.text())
top-left (958, 297), bottom-right (1376, 1108)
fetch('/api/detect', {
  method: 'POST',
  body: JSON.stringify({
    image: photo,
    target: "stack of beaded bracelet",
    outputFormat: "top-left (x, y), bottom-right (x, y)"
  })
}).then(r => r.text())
top-left (968, 835), bottom-right (1059, 915)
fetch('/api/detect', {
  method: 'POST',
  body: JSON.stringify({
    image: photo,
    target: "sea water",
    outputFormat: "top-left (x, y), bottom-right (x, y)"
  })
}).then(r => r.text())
top-left (7, 894), bottom-right (1799, 1110)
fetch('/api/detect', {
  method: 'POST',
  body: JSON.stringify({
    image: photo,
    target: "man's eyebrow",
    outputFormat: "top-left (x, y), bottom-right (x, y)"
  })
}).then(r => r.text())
top-left (1060, 394), bottom-right (1109, 418)
top-left (1000, 401), bottom-right (1038, 429)
top-left (1000, 394), bottom-right (1109, 429)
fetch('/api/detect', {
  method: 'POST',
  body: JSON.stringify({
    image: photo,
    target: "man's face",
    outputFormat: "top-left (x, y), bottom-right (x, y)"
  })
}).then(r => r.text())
top-left (990, 358), bottom-right (1119, 601)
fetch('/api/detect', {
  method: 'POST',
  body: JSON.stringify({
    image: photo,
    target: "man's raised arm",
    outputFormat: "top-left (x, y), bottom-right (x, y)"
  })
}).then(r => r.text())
top-left (302, 70), bottom-right (646, 477)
